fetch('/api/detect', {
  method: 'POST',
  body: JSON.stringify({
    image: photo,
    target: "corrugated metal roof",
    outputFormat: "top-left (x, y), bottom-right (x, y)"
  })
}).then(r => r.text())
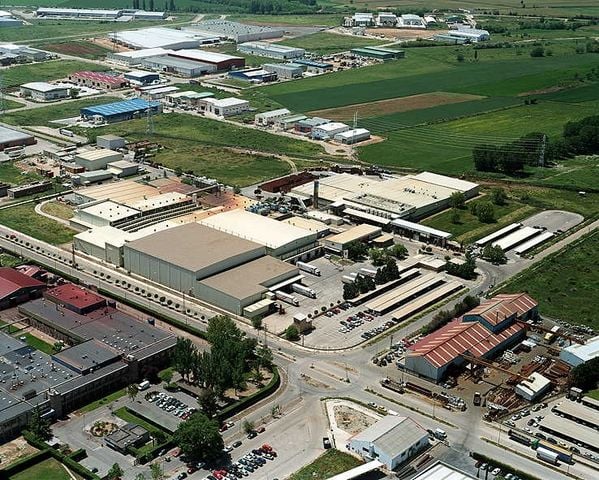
top-left (352, 416), bottom-right (427, 457)
top-left (466, 293), bottom-right (537, 326)
top-left (80, 98), bottom-right (160, 118)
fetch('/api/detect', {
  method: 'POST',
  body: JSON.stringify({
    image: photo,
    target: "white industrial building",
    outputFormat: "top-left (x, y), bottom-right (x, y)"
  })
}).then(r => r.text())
top-left (141, 56), bottom-right (216, 77)
top-left (448, 27), bottom-right (490, 42)
top-left (184, 20), bottom-right (285, 42)
top-left (398, 14), bottom-right (426, 28)
top-left (20, 82), bottom-right (69, 102)
top-left (109, 27), bottom-right (219, 50)
top-left (36, 8), bottom-right (166, 21)
top-left (323, 224), bottom-right (382, 253)
top-left (312, 122), bottom-right (350, 140)
top-left (255, 108), bottom-right (291, 126)
top-left (334, 128), bottom-right (371, 144)
top-left (74, 149), bottom-right (123, 171)
top-left (199, 98), bottom-right (249, 118)
top-left (200, 209), bottom-right (318, 259)
top-left (515, 373), bottom-right (552, 401)
top-left (377, 12), bottom-right (397, 27)
top-left (411, 462), bottom-right (477, 480)
top-left (71, 200), bottom-right (140, 229)
top-left (560, 336), bottom-right (599, 367)
top-left (263, 63), bottom-right (304, 80)
top-left (237, 41), bottom-right (305, 60)
top-left (107, 48), bottom-right (175, 66)
top-left (349, 415), bottom-right (429, 469)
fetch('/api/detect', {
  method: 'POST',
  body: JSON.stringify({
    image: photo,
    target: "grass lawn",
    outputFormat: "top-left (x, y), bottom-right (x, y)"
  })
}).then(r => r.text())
top-left (3, 98), bottom-right (26, 111)
top-left (0, 204), bottom-right (76, 245)
top-left (586, 388), bottom-right (599, 400)
top-left (41, 201), bottom-right (75, 220)
top-left (18, 332), bottom-right (55, 355)
top-left (76, 388), bottom-right (126, 414)
top-left (0, 162), bottom-right (41, 185)
top-left (114, 406), bottom-right (168, 436)
top-left (229, 14), bottom-right (344, 27)
top-left (289, 450), bottom-right (362, 480)
top-left (278, 32), bottom-right (387, 55)
top-left (1, 96), bottom-right (121, 126)
top-left (3, 60), bottom-right (107, 90)
top-left (0, 253), bottom-right (25, 268)
top-left (422, 197), bottom-right (538, 244)
top-left (9, 457), bottom-right (70, 480)
top-left (499, 230), bottom-right (599, 329)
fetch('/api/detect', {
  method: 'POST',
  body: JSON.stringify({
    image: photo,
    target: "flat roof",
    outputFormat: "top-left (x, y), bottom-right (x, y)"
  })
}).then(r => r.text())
top-left (75, 148), bottom-right (121, 161)
top-left (46, 283), bottom-right (106, 310)
top-left (21, 82), bottom-right (67, 93)
top-left (111, 27), bottom-right (209, 49)
top-left (239, 41), bottom-right (304, 53)
top-left (256, 108), bottom-right (291, 118)
top-left (540, 414), bottom-right (599, 449)
top-left (391, 218), bottom-right (452, 239)
top-left (325, 224), bottom-right (381, 245)
top-left (352, 415), bottom-right (428, 457)
top-left (561, 335), bottom-right (599, 363)
top-left (413, 171), bottom-right (478, 193)
top-left (111, 48), bottom-right (174, 59)
top-left (411, 462), bottom-right (477, 480)
top-left (186, 19), bottom-right (284, 37)
top-left (199, 255), bottom-right (298, 300)
top-left (52, 339), bottom-right (120, 372)
top-left (553, 400), bottom-right (599, 427)
top-left (200, 210), bottom-right (316, 251)
top-left (475, 223), bottom-right (522, 247)
top-left (145, 86), bottom-right (179, 95)
top-left (314, 122), bottom-right (349, 132)
top-left (128, 192), bottom-right (188, 211)
top-left (144, 55), bottom-right (211, 70)
top-left (281, 216), bottom-right (329, 234)
top-left (517, 372), bottom-right (551, 395)
top-left (172, 48), bottom-right (242, 63)
top-left (344, 207), bottom-right (390, 226)
top-left (335, 128), bottom-right (370, 138)
top-left (204, 97), bottom-right (249, 107)
top-left (77, 200), bottom-right (139, 222)
top-left (125, 222), bottom-right (264, 273)
top-left (0, 125), bottom-right (34, 144)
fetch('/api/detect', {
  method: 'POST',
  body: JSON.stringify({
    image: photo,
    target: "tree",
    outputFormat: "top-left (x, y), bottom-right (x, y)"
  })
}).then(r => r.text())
top-left (456, 53), bottom-right (465, 62)
top-left (233, 185), bottom-right (242, 194)
top-left (251, 317), bottom-right (263, 330)
top-left (444, 251), bottom-right (477, 280)
top-left (530, 46), bottom-right (545, 57)
top-left (255, 345), bottom-right (273, 371)
top-left (491, 187), bottom-right (508, 206)
top-left (199, 389), bottom-right (218, 417)
top-left (158, 368), bottom-right (173, 384)
top-left (107, 463), bottom-right (124, 480)
top-left (149, 0), bottom-right (155, 10)
top-left (285, 325), bottom-right (300, 341)
top-left (28, 406), bottom-right (52, 441)
top-left (482, 244), bottom-right (507, 264)
top-left (135, 473), bottom-right (147, 480)
top-left (70, 88), bottom-right (80, 99)
top-left (449, 191), bottom-right (466, 209)
top-left (172, 337), bottom-right (196, 382)
top-left (152, 430), bottom-right (167, 446)
top-left (174, 412), bottom-right (224, 462)
top-left (242, 419), bottom-right (255, 434)
top-left (450, 208), bottom-right (461, 224)
top-left (388, 243), bottom-right (408, 260)
top-left (343, 282), bottom-right (358, 300)
top-left (150, 462), bottom-right (165, 480)
top-left (475, 202), bottom-right (495, 223)
top-left (368, 248), bottom-right (388, 266)
top-left (570, 357), bottom-right (599, 391)
top-left (346, 241), bottom-right (368, 261)
top-left (169, 0), bottom-right (176, 11)
top-left (127, 384), bottom-right (139, 402)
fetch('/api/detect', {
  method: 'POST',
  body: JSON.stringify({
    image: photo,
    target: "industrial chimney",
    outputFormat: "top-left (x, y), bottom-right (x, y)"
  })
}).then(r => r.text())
top-left (313, 179), bottom-right (319, 209)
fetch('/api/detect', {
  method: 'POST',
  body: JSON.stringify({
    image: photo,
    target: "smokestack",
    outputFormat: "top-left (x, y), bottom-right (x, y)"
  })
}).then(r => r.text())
top-left (313, 179), bottom-right (319, 209)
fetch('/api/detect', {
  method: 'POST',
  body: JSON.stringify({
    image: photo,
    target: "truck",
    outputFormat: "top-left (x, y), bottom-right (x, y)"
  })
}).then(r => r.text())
top-left (473, 392), bottom-right (481, 406)
top-left (291, 283), bottom-right (317, 299)
top-left (296, 261), bottom-right (321, 276)
top-left (536, 447), bottom-right (559, 465)
top-left (275, 290), bottom-right (299, 306)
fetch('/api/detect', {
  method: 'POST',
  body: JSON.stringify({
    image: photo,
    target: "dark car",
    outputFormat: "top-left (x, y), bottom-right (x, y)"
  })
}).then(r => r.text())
top-left (247, 431), bottom-right (258, 439)
top-left (233, 440), bottom-right (242, 448)
top-left (323, 437), bottom-right (332, 449)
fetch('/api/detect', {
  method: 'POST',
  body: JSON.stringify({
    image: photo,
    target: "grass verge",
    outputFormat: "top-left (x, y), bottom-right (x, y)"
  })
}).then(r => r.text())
top-left (76, 388), bottom-right (126, 414)
top-left (9, 457), bottom-right (71, 480)
top-left (0, 203), bottom-right (76, 245)
top-left (288, 449), bottom-right (362, 480)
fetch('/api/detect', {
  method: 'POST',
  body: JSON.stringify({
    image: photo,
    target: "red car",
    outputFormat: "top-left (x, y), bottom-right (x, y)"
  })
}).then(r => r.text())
top-left (256, 426), bottom-right (266, 433)
top-left (188, 466), bottom-right (198, 474)
top-left (261, 444), bottom-right (272, 452)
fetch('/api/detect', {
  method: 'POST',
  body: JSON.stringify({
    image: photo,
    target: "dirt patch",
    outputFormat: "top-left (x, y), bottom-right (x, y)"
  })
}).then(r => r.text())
top-left (41, 41), bottom-right (109, 58)
top-left (301, 373), bottom-right (331, 390)
top-left (518, 85), bottom-right (565, 97)
top-left (366, 28), bottom-right (444, 40)
top-left (0, 437), bottom-right (38, 466)
top-left (333, 405), bottom-right (376, 435)
top-left (309, 92), bottom-right (485, 121)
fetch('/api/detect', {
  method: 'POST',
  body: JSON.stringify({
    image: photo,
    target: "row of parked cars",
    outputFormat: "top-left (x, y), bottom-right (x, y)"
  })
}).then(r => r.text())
top-left (361, 320), bottom-right (395, 340)
top-left (146, 391), bottom-right (196, 420)
top-left (209, 445), bottom-right (277, 480)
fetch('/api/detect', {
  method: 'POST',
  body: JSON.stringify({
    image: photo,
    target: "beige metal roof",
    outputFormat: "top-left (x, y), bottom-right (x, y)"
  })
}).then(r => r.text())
top-left (75, 149), bottom-right (121, 161)
top-left (125, 223), bottom-right (264, 272)
top-left (352, 416), bottom-right (428, 457)
top-left (199, 256), bottom-right (297, 300)
top-left (81, 179), bottom-right (159, 204)
top-left (325, 224), bottom-right (381, 245)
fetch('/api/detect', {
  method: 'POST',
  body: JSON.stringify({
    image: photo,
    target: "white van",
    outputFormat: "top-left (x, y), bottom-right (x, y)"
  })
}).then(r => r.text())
top-left (434, 428), bottom-right (447, 440)
top-left (138, 380), bottom-right (151, 391)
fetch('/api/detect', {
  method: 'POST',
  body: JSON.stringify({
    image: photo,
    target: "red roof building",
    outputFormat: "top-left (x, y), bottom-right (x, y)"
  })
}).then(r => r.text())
top-left (0, 267), bottom-right (45, 308)
top-left (45, 283), bottom-right (106, 314)
top-left (67, 71), bottom-right (129, 90)
top-left (405, 293), bottom-right (534, 381)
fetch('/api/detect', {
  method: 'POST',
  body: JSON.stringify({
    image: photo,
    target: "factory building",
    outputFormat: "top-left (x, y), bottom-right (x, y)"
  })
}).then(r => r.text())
top-left (20, 82), bottom-right (69, 102)
top-left (67, 71), bottom-right (128, 90)
top-left (349, 415), bottom-right (429, 469)
top-left (346, 13), bottom-right (375, 27)
top-left (292, 59), bottom-right (333, 74)
top-left (71, 200), bottom-right (140, 228)
top-left (199, 97), bottom-right (250, 118)
top-left (560, 336), bottom-right (599, 367)
top-left (141, 55), bottom-right (216, 77)
top-left (448, 27), bottom-right (490, 42)
top-left (0, 268), bottom-right (45, 309)
top-left (0, 125), bottom-right (35, 151)
top-left (80, 98), bottom-right (161, 123)
top-left (185, 20), bottom-right (285, 42)
top-left (109, 27), bottom-right (219, 50)
top-left (96, 134), bottom-right (126, 150)
top-left (376, 12), bottom-right (397, 27)
top-left (277, 114), bottom-right (307, 130)
top-left (405, 293), bottom-right (535, 381)
top-left (124, 70), bottom-right (160, 86)
top-left (200, 209), bottom-right (318, 259)
top-left (295, 117), bottom-right (330, 134)
top-left (334, 128), bottom-right (371, 144)
top-left (515, 372), bottom-right (552, 401)
top-left (74, 148), bottom-right (123, 171)
top-left (323, 224), bottom-right (382, 254)
top-left (255, 108), bottom-right (291, 126)
top-left (312, 122), bottom-right (350, 140)
top-left (228, 68), bottom-right (277, 83)
top-left (107, 48), bottom-right (174, 66)
top-left (351, 47), bottom-right (405, 60)
top-left (169, 49), bottom-right (245, 71)
top-left (164, 90), bottom-right (214, 106)
top-left (238, 41), bottom-right (305, 60)
top-left (398, 14), bottom-right (426, 28)
top-left (0, 11), bottom-right (22, 28)
top-left (0, 44), bottom-right (48, 63)
top-left (263, 63), bottom-right (304, 79)
top-left (36, 7), bottom-right (122, 20)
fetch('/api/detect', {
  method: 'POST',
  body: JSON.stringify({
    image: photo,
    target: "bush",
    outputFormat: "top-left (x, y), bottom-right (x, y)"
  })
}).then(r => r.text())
top-left (285, 325), bottom-right (300, 341)
top-left (530, 46), bottom-right (545, 57)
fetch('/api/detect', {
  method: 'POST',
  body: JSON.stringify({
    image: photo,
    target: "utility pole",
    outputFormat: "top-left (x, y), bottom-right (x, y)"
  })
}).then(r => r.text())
top-left (0, 74), bottom-right (5, 115)
top-left (146, 104), bottom-right (154, 135)
top-left (538, 134), bottom-right (546, 168)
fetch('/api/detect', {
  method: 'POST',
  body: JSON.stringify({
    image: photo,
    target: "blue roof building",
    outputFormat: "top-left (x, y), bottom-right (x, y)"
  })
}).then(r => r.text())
top-left (80, 98), bottom-right (161, 123)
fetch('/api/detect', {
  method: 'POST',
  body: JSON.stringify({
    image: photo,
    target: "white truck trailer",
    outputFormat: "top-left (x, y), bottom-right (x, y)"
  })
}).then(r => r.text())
top-left (296, 261), bottom-right (321, 276)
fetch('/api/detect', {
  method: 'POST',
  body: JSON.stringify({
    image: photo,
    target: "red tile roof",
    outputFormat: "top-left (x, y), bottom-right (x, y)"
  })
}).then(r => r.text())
top-left (72, 71), bottom-right (127, 86)
top-left (407, 319), bottom-right (525, 368)
top-left (0, 267), bottom-right (45, 299)
top-left (465, 293), bottom-right (537, 326)
top-left (45, 283), bottom-right (106, 310)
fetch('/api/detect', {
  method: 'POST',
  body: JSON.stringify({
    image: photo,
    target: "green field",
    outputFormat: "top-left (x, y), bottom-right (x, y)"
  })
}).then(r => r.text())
top-left (230, 14), bottom-right (344, 27)
top-left (499, 230), bottom-right (599, 329)
top-left (0, 162), bottom-right (41, 185)
top-left (0, 204), bottom-right (76, 245)
top-left (289, 450), bottom-right (363, 480)
top-left (1, 96), bottom-right (121, 126)
top-left (3, 99), bottom-right (26, 111)
top-left (279, 31), bottom-right (388, 55)
top-left (18, 333), bottom-right (55, 355)
top-left (9, 457), bottom-right (70, 480)
top-left (3, 60), bottom-right (107, 89)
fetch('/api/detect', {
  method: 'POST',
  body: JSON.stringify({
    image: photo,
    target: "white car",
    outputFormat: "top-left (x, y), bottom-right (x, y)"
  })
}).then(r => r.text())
top-left (223, 445), bottom-right (234, 453)
top-left (491, 468), bottom-right (501, 476)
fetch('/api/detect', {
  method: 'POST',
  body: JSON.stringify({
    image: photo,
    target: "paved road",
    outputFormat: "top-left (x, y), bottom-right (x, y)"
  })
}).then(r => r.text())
top-left (1, 221), bottom-right (597, 480)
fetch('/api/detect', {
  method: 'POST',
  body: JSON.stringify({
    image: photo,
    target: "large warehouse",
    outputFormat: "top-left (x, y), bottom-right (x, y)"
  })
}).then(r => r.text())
top-left (405, 293), bottom-right (536, 381)
top-left (185, 20), bottom-right (285, 42)
top-left (560, 335), bottom-right (599, 367)
top-left (199, 210), bottom-right (318, 259)
top-left (109, 27), bottom-right (219, 50)
top-left (0, 125), bottom-right (35, 151)
top-left (291, 172), bottom-right (479, 221)
top-left (238, 41), bottom-right (305, 60)
top-left (169, 49), bottom-right (245, 71)
top-left (80, 98), bottom-right (161, 123)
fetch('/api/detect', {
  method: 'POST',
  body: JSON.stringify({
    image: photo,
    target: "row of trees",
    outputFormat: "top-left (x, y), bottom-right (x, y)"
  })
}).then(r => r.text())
top-left (473, 132), bottom-right (547, 174)
top-left (343, 258), bottom-right (401, 300)
top-left (444, 251), bottom-right (477, 280)
top-left (131, 0), bottom-right (175, 11)
top-left (133, 0), bottom-right (319, 14)
top-left (368, 243), bottom-right (408, 266)
top-left (421, 295), bottom-right (480, 334)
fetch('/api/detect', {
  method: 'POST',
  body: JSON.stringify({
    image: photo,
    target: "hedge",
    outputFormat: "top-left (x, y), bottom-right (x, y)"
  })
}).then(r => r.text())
top-left (0, 449), bottom-right (52, 477)
top-left (471, 451), bottom-right (540, 480)
top-left (128, 437), bottom-right (174, 465)
top-left (68, 448), bottom-right (87, 462)
top-left (218, 366), bottom-right (280, 420)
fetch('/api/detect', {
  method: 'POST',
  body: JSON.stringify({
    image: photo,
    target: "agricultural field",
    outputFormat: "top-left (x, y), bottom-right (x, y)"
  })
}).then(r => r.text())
top-left (40, 201), bottom-right (75, 220)
top-left (40, 40), bottom-right (113, 60)
top-left (0, 96), bottom-right (121, 127)
top-left (2, 60), bottom-right (107, 90)
top-left (229, 13), bottom-right (344, 27)
top-left (9, 457), bottom-right (71, 480)
top-left (499, 230), bottom-right (599, 329)
top-left (0, 204), bottom-right (76, 245)
top-left (278, 31), bottom-right (388, 55)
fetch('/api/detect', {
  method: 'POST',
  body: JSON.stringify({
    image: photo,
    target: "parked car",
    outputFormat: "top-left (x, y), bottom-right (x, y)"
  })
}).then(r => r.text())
top-left (323, 437), bottom-right (332, 449)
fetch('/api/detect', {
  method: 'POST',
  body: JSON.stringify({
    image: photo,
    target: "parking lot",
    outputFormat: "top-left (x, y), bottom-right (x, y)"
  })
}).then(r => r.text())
top-left (128, 387), bottom-right (199, 433)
